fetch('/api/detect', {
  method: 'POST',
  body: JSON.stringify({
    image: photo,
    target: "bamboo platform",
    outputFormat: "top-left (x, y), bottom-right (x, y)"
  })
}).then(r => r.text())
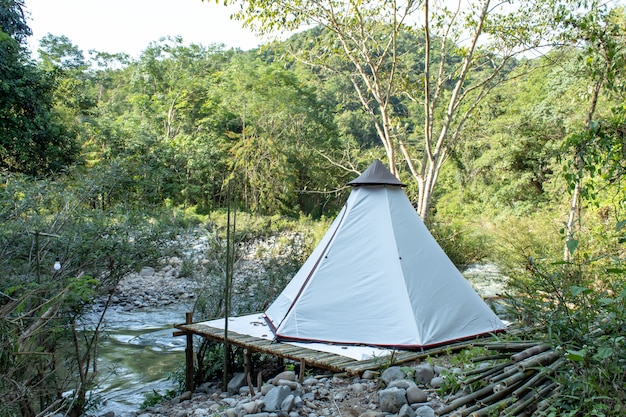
top-left (174, 317), bottom-right (428, 375)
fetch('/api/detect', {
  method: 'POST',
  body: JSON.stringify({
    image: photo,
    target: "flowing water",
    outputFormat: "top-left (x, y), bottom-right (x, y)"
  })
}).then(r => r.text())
top-left (463, 263), bottom-right (507, 299)
top-left (88, 304), bottom-right (190, 415)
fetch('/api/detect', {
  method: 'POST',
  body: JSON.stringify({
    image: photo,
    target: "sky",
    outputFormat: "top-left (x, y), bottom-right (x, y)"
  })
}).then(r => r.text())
top-left (24, 0), bottom-right (265, 59)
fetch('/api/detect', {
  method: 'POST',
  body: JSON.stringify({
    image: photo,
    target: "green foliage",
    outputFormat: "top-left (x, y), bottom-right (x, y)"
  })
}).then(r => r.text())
top-left (66, 37), bottom-right (348, 218)
top-left (198, 342), bottom-right (227, 383)
top-left (0, 170), bottom-right (186, 416)
top-left (504, 227), bottom-right (626, 415)
top-left (437, 369), bottom-right (463, 396)
top-left (427, 217), bottom-right (491, 269)
top-left (191, 213), bottom-right (325, 320)
top-left (561, 104), bottom-right (626, 204)
top-left (447, 347), bottom-right (491, 369)
top-left (140, 388), bottom-right (178, 409)
top-left (64, 275), bottom-right (98, 313)
top-left (0, 1), bottom-right (79, 176)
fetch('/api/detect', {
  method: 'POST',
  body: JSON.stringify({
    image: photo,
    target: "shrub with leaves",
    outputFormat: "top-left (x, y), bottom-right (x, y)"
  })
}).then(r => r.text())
top-left (0, 172), bottom-right (180, 416)
top-left (504, 223), bottom-right (625, 416)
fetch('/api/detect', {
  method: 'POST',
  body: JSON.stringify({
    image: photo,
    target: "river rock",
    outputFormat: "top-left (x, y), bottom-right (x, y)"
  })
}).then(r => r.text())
top-left (241, 400), bottom-right (260, 414)
top-left (415, 405), bottom-right (436, 417)
top-left (430, 376), bottom-right (444, 388)
top-left (277, 379), bottom-right (299, 390)
top-left (272, 370), bottom-right (296, 385)
top-left (406, 386), bottom-right (428, 404)
top-left (414, 363), bottom-right (435, 385)
top-left (381, 366), bottom-right (406, 385)
top-left (262, 385), bottom-right (291, 411)
top-left (399, 403), bottom-right (417, 417)
top-left (389, 378), bottom-right (417, 390)
top-left (433, 365), bottom-right (446, 375)
top-left (378, 387), bottom-right (407, 413)
top-left (140, 267), bottom-right (156, 276)
top-left (302, 377), bottom-right (318, 386)
top-left (261, 384), bottom-right (275, 395)
top-left (351, 382), bottom-right (365, 394)
top-left (123, 366), bottom-right (456, 417)
top-left (362, 370), bottom-right (378, 379)
top-left (281, 393), bottom-right (295, 412)
top-left (227, 372), bottom-right (246, 395)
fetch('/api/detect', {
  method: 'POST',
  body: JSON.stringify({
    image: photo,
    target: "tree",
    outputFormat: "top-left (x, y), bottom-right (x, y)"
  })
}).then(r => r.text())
top-left (444, 52), bottom-right (572, 215)
top-left (86, 37), bottom-right (234, 208)
top-left (217, 0), bottom-right (565, 219)
top-left (217, 54), bottom-right (344, 216)
top-left (559, 4), bottom-right (626, 261)
top-left (0, 0), bottom-right (78, 176)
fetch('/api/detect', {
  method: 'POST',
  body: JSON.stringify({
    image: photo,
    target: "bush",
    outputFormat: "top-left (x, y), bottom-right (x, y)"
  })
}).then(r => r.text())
top-left (504, 232), bottom-right (626, 415)
top-left (0, 172), bottom-right (187, 416)
top-left (427, 218), bottom-right (491, 269)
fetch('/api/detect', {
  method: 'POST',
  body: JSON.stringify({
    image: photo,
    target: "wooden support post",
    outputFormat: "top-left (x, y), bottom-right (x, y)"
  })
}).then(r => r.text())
top-left (299, 358), bottom-right (306, 382)
top-left (257, 371), bottom-right (263, 392)
top-left (185, 312), bottom-right (194, 392)
top-left (244, 349), bottom-right (255, 396)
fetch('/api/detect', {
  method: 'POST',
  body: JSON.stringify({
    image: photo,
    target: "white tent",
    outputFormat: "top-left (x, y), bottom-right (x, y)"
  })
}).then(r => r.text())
top-left (264, 160), bottom-right (505, 349)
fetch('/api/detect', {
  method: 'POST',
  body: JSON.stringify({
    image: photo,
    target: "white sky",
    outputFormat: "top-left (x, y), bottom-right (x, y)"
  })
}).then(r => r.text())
top-left (24, 0), bottom-right (264, 59)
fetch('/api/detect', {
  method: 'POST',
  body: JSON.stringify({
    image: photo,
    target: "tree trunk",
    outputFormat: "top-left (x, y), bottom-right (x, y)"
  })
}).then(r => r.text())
top-left (563, 75), bottom-right (603, 261)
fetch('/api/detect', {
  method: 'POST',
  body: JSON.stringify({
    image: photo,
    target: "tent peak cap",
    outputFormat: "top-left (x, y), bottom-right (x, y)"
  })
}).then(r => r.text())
top-left (347, 159), bottom-right (406, 187)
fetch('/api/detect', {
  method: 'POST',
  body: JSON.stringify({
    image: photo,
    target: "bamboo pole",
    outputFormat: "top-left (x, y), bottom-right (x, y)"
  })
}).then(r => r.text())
top-left (469, 397), bottom-right (516, 417)
top-left (534, 399), bottom-right (550, 413)
top-left (457, 402), bottom-right (482, 417)
top-left (515, 350), bottom-right (560, 372)
top-left (512, 357), bottom-right (564, 399)
top-left (464, 361), bottom-right (509, 377)
top-left (471, 353), bottom-right (511, 362)
top-left (498, 371), bottom-right (531, 389)
top-left (480, 378), bottom-right (526, 407)
top-left (506, 381), bottom-right (557, 416)
top-left (502, 388), bottom-right (538, 417)
top-left (479, 342), bottom-right (543, 351)
top-left (223, 180), bottom-right (236, 388)
top-left (438, 343), bottom-right (563, 416)
top-left (510, 344), bottom-right (551, 362)
top-left (436, 383), bottom-right (499, 416)
top-left (488, 364), bottom-right (520, 384)
top-left (462, 363), bottom-right (509, 387)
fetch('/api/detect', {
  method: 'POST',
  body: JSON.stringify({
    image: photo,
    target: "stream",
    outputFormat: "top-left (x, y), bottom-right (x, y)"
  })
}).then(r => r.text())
top-left (88, 303), bottom-right (191, 415)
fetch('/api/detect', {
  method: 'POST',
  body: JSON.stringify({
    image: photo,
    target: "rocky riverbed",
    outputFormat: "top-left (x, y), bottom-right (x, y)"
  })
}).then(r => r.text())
top-left (133, 364), bottom-right (455, 417)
